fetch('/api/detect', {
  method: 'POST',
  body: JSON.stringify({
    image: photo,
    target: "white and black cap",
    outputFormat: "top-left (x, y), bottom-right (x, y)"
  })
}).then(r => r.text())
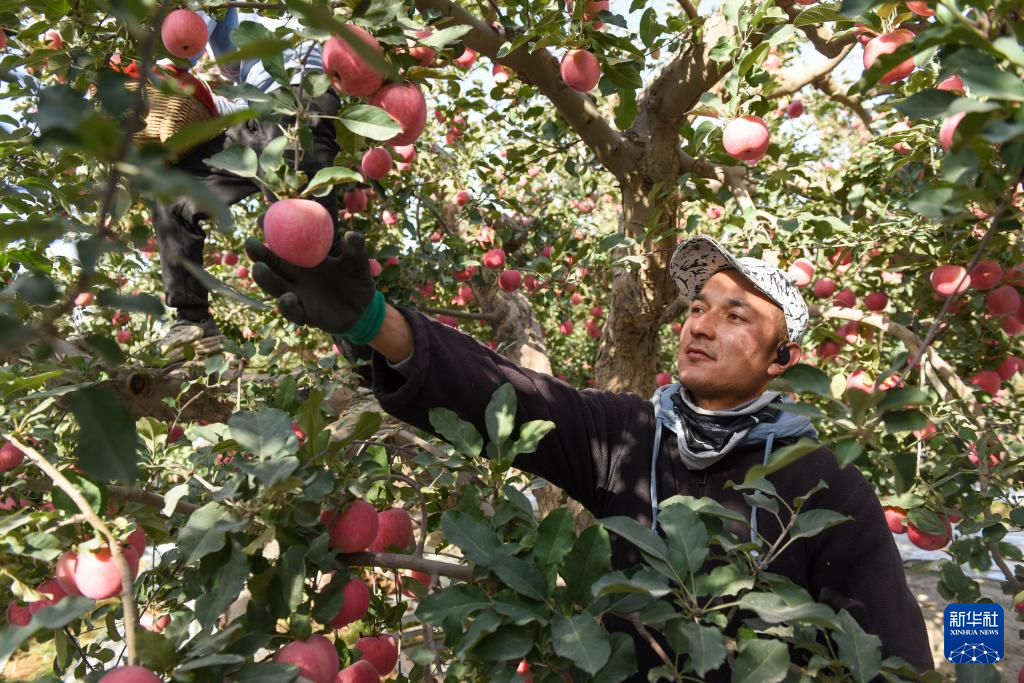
top-left (669, 235), bottom-right (810, 343)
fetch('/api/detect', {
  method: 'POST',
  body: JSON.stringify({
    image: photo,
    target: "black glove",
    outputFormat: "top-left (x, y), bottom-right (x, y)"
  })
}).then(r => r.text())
top-left (244, 230), bottom-right (376, 336)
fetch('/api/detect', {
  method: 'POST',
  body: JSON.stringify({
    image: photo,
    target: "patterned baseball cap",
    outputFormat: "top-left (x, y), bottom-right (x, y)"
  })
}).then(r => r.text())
top-left (669, 235), bottom-right (810, 343)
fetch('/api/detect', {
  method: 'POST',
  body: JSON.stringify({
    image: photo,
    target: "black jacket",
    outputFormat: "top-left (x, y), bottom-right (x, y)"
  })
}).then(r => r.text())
top-left (369, 306), bottom-right (934, 680)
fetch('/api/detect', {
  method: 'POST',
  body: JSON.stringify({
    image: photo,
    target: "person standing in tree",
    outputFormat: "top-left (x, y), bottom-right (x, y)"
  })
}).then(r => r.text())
top-left (243, 231), bottom-right (934, 680)
top-left (153, 9), bottom-right (344, 357)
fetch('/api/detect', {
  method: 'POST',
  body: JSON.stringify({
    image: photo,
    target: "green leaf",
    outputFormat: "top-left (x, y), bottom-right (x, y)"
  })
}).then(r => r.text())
top-left (657, 503), bottom-right (708, 576)
top-left (744, 438), bottom-right (821, 482)
top-left (235, 662), bottom-right (299, 683)
top-left (731, 638), bottom-right (789, 683)
top-left (893, 89), bottom-right (957, 119)
top-left (195, 542), bottom-right (249, 629)
top-left (206, 144), bottom-right (259, 178)
top-left (789, 509), bottom-right (851, 540)
top-left (301, 166), bottom-right (363, 197)
top-left (456, 610), bottom-right (502, 653)
top-left (591, 568), bottom-right (671, 598)
top-left (952, 663), bottom-right (1001, 683)
top-left (875, 387), bottom-right (930, 411)
top-left (666, 621), bottom-right (727, 677)
top-left (440, 512), bottom-right (502, 566)
top-left (881, 409), bottom-right (929, 434)
top-left (492, 553), bottom-right (548, 602)
top-left (692, 564), bottom-right (753, 598)
top-left (333, 411), bottom-right (382, 448)
top-left (337, 103), bottom-right (403, 140)
top-left (428, 408), bottom-right (483, 458)
top-left (561, 525), bottom-right (611, 605)
top-left (552, 614), bottom-right (611, 675)
top-left (472, 624), bottom-right (534, 660)
top-left (834, 610), bottom-right (882, 683)
top-left (418, 25), bottom-right (472, 49)
top-left (95, 290), bottom-right (164, 317)
top-left (485, 383), bottom-right (517, 448)
top-left (279, 544), bottom-right (308, 611)
top-left (510, 420), bottom-right (555, 457)
top-left (228, 408), bottom-right (299, 459)
top-left (793, 3), bottom-right (844, 26)
top-left (71, 386), bottom-right (138, 483)
top-left (599, 516), bottom-right (667, 560)
top-left (417, 584), bottom-right (491, 624)
top-left (178, 260), bottom-right (269, 310)
top-left (0, 596), bottom-right (94, 662)
top-left (944, 49), bottom-right (1024, 102)
top-left (50, 470), bottom-right (104, 516)
top-left (838, 0), bottom-right (879, 17)
top-left (776, 364), bottom-right (831, 396)
top-left (592, 632), bottom-right (637, 683)
top-left (176, 502), bottom-right (249, 566)
top-left (737, 591), bottom-right (839, 628)
top-left (177, 654), bottom-right (246, 672)
top-left (312, 571), bottom-right (351, 624)
top-left (534, 508), bottom-right (575, 567)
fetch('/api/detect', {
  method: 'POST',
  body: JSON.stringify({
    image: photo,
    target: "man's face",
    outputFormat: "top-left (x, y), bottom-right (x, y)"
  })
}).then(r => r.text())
top-left (676, 269), bottom-right (790, 410)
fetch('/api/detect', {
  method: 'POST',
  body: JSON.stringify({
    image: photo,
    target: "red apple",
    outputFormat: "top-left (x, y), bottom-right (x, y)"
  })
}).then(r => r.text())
top-left (493, 63), bottom-right (511, 83)
top-left (968, 260), bottom-right (1002, 290)
top-left (864, 291), bottom-right (888, 311)
top-left (161, 9), bottom-right (208, 59)
top-left (929, 264), bottom-right (970, 297)
top-left (263, 199), bottom-right (334, 268)
top-left (863, 29), bottom-right (916, 84)
top-left (274, 634), bottom-right (340, 683)
top-left (835, 288), bottom-right (856, 308)
top-left (356, 634), bottom-right (398, 675)
top-left (6, 602), bottom-right (31, 626)
top-left (907, 517), bottom-right (951, 551)
top-left (368, 258), bottom-right (382, 277)
top-left (73, 546), bottom-right (139, 599)
top-left (55, 551), bottom-right (82, 595)
top-left (400, 570), bottom-right (431, 597)
top-left (361, 147), bottom-right (392, 180)
top-left (369, 508), bottom-right (413, 553)
top-left (969, 370), bottom-right (1001, 396)
top-left (996, 355), bottom-right (1022, 381)
top-left (723, 116), bottom-right (770, 162)
top-left (888, 120), bottom-right (912, 155)
top-left (787, 259), bottom-right (814, 287)
top-left (985, 285), bottom-right (1021, 317)
top-left (369, 83), bottom-right (427, 146)
top-left (939, 111), bottom-right (966, 152)
top-left (499, 269), bottom-right (522, 292)
top-left (482, 248), bottom-right (506, 270)
top-left (560, 49), bottom-right (601, 92)
top-left (127, 525), bottom-right (147, 556)
top-left (883, 506), bottom-right (908, 534)
top-left (786, 99), bottom-right (804, 118)
top-left (559, 320), bottom-right (574, 335)
top-left (455, 47), bottom-right (478, 68)
top-left (325, 499), bottom-right (379, 554)
top-left (99, 666), bottom-right (162, 683)
top-left (323, 26), bottom-right (385, 97)
top-left (116, 329), bottom-right (132, 344)
top-left (75, 291), bottom-right (94, 306)
top-left (409, 29), bottom-right (436, 66)
top-left (222, 250), bottom-right (238, 266)
top-left (936, 74), bottom-right (964, 93)
top-left (0, 441), bottom-right (25, 473)
top-left (29, 579), bottom-right (67, 614)
top-left (328, 577), bottom-right (371, 628)
top-left (337, 660), bottom-right (379, 683)
top-left (0, 28), bottom-right (7, 51)
top-left (813, 278), bottom-right (837, 299)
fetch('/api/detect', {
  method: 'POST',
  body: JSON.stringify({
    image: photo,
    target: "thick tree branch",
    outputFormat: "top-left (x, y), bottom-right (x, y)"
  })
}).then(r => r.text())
top-left (768, 44), bottom-right (854, 98)
top-left (676, 0), bottom-right (698, 20)
top-left (413, 0), bottom-right (636, 178)
top-left (344, 551), bottom-right (473, 582)
top-left (679, 151), bottom-right (755, 211)
top-left (813, 73), bottom-right (874, 133)
top-left (782, 6), bottom-right (859, 58)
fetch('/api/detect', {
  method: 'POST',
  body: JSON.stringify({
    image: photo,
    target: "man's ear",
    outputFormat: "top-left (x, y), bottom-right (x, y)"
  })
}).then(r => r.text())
top-left (768, 342), bottom-right (802, 377)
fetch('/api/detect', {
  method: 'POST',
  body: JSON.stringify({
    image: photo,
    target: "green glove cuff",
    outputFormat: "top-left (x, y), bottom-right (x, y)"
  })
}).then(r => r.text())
top-left (345, 290), bottom-right (387, 345)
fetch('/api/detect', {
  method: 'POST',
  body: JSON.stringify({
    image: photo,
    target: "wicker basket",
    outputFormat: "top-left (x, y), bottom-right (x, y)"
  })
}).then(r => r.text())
top-left (124, 79), bottom-right (213, 146)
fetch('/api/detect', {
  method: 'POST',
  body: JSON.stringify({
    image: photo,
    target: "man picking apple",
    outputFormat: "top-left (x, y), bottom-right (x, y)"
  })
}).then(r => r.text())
top-left (152, 8), bottom-right (343, 357)
top-left (245, 232), bottom-right (933, 680)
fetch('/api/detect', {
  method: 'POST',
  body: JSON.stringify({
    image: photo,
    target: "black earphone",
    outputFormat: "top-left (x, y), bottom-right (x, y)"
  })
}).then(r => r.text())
top-left (776, 341), bottom-right (791, 366)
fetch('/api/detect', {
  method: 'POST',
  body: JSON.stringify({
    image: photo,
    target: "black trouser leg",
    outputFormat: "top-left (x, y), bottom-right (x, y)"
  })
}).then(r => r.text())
top-left (153, 130), bottom-right (261, 321)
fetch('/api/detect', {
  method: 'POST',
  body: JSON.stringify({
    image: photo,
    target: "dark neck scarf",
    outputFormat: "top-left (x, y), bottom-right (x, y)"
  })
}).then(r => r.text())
top-left (670, 388), bottom-right (782, 469)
